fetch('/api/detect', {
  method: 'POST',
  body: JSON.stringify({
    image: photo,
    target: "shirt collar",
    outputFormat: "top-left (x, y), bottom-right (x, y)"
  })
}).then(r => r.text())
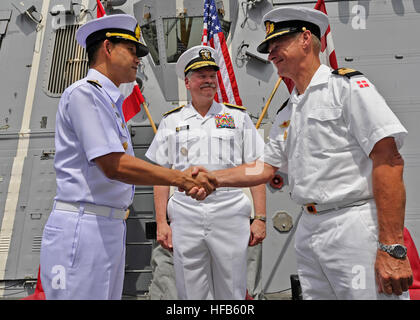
top-left (87, 68), bottom-right (124, 104)
top-left (290, 64), bottom-right (331, 104)
top-left (182, 101), bottom-right (223, 120)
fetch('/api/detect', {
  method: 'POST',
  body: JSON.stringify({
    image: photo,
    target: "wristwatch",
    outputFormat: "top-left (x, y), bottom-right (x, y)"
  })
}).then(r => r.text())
top-left (254, 215), bottom-right (266, 222)
top-left (377, 242), bottom-right (407, 259)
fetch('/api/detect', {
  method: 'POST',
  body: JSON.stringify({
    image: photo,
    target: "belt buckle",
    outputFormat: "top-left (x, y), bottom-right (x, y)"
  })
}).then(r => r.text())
top-left (305, 203), bottom-right (317, 214)
top-left (124, 209), bottom-right (130, 220)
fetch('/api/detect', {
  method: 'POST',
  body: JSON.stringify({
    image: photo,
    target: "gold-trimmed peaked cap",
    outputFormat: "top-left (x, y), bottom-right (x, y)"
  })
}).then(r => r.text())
top-left (76, 14), bottom-right (149, 57)
top-left (257, 6), bottom-right (329, 54)
top-left (176, 45), bottom-right (220, 80)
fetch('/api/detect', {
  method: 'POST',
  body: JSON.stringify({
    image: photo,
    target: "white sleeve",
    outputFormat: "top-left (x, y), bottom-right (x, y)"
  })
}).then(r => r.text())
top-left (345, 76), bottom-right (408, 156)
top-left (242, 113), bottom-right (265, 163)
top-left (261, 110), bottom-right (288, 173)
top-left (145, 117), bottom-right (172, 168)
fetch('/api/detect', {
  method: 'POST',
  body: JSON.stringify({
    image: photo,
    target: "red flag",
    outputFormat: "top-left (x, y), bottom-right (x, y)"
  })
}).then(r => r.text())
top-left (314, 0), bottom-right (338, 69)
top-left (404, 228), bottom-right (420, 300)
top-left (202, 0), bottom-right (242, 106)
top-left (21, 266), bottom-right (45, 300)
top-left (122, 83), bottom-right (145, 122)
top-left (96, 0), bottom-right (106, 18)
top-left (282, 0), bottom-right (338, 93)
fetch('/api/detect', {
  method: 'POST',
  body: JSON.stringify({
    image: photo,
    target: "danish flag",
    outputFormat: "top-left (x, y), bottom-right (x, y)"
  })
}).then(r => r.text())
top-left (314, 0), bottom-right (338, 70)
top-left (357, 80), bottom-right (369, 88)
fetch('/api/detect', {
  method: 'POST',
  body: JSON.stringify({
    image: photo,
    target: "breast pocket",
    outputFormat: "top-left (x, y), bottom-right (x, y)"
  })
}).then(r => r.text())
top-left (307, 107), bottom-right (348, 151)
top-left (211, 130), bottom-right (241, 166)
top-left (115, 117), bottom-right (132, 154)
top-left (175, 133), bottom-right (201, 164)
top-left (116, 120), bottom-right (128, 139)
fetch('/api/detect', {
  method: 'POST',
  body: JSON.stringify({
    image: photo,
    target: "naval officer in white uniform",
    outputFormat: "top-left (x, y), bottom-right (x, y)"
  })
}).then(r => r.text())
top-left (146, 46), bottom-right (266, 300)
top-left (210, 7), bottom-right (413, 299)
top-left (40, 15), bottom-right (216, 300)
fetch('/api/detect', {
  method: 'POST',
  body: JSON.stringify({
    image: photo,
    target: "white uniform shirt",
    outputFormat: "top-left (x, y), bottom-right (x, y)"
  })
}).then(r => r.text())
top-left (54, 68), bottom-right (135, 209)
top-left (146, 101), bottom-right (264, 171)
top-left (264, 64), bottom-right (407, 205)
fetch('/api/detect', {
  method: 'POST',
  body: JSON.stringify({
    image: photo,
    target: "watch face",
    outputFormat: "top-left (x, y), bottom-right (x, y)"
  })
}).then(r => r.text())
top-left (392, 245), bottom-right (407, 258)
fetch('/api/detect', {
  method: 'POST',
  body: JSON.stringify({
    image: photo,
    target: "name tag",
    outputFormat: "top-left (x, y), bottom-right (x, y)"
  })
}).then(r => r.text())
top-left (176, 125), bottom-right (189, 132)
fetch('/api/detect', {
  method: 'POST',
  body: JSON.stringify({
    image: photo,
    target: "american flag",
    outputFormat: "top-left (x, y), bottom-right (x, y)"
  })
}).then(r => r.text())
top-left (283, 0), bottom-right (338, 93)
top-left (202, 0), bottom-right (242, 106)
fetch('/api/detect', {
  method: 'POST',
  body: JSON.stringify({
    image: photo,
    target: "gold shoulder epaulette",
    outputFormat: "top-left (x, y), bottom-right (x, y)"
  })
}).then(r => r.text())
top-left (87, 79), bottom-right (102, 88)
top-left (223, 102), bottom-right (246, 111)
top-left (163, 105), bottom-right (185, 117)
top-left (332, 68), bottom-right (363, 79)
top-left (276, 99), bottom-right (289, 115)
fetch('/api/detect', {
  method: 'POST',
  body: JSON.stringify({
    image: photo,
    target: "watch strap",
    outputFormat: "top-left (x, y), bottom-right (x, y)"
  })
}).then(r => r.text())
top-left (377, 242), bottom-right (407, 258)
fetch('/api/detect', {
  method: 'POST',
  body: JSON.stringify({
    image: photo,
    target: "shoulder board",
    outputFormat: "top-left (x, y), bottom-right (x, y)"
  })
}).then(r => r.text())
top-left (87, 79), bottom-right (102, 89)
top-left (276, 99), bottom-right (289, 115)
top-left (332, 68), bottom-right (363, 79)
top-left (223, 102), bottom-right (246, 111)
top-left (163, 105), bottom-right (185, 117)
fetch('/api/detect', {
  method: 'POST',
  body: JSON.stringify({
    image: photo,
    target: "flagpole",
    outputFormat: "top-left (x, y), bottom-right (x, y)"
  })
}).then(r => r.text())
top-left (255, 77), bottom-right (283, 129)
top-left (142, 101), bottom-right (157, 134)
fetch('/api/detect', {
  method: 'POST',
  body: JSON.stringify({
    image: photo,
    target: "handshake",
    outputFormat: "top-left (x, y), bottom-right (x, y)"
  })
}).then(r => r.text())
top-left (178, 166), bottom-right (219, 200)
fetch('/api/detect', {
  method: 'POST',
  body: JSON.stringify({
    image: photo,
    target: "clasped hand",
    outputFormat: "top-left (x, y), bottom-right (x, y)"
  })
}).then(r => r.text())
top-left (179, 166), bottom-right (218, 200)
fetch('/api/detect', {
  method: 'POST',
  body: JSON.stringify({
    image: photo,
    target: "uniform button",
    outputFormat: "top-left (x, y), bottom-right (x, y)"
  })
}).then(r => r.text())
top-left (180, 147), bottom-right (188, 156)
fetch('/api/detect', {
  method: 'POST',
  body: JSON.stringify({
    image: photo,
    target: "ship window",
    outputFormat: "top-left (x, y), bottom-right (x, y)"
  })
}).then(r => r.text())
top-left (163, 17), bottom-right (203, 63)
top-left (163, 16), bottom-right (230, 63)
top-left (46, 24), bottom-right (88, 95)
top-left (141, 21), bottom-right (159, 65)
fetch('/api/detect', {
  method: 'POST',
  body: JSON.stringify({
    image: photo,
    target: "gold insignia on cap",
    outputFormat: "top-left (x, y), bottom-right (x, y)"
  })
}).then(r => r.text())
top-left (135, 24), bottom-right (141, 41)
top-left (265, 21), bottom-right (274, 36)
top-left (199, 48), bottom-right (212, 60)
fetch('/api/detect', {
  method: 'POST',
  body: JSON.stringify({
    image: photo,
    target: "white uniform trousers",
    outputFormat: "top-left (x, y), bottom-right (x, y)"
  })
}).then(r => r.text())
top-left (295, 199), bottom-right (410, 300)
top-left (168, 189), bottom-right (251, 300)
top-left (40, 204), bottom-right (126, 300)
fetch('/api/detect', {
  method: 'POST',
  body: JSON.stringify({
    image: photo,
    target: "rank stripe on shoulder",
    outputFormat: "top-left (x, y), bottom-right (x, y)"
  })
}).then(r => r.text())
top-left (163, 105), bottom-right (185, 117)
top-left (332, 68), bottom-right (363, 79)
top-left (223, 102), bottom-right (246, 111)
top-left (87, 79), bottom-right (102, 89)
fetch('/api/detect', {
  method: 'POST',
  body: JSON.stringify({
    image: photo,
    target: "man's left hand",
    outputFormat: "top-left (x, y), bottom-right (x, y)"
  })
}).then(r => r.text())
top-left (249, 219), bottom-right (266, 246)
top-left (375, 250), bottom-right (413, 296)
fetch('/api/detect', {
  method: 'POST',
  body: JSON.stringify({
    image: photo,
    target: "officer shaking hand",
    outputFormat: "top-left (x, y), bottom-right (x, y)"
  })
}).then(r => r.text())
top-left (39, 14), bottom-right (216, 300)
